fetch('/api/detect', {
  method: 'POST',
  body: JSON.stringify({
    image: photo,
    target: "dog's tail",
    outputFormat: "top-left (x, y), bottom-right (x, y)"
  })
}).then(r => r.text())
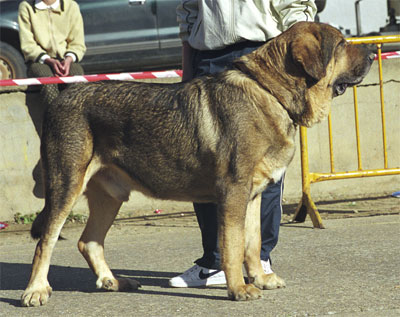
top-left (30, 208), bottom-right (48, 239)
top-left (31, 208), bottom-right (67, 240)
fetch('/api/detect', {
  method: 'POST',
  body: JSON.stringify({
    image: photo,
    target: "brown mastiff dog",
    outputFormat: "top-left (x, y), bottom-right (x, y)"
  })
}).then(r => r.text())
top-left (21, 22), bottom-right (374, 306)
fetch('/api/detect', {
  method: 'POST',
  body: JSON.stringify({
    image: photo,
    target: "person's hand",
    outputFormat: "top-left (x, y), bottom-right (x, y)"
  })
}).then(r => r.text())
top-left (44, 58), bottom-right (65, 76)
top-left (61, 56), bottom-right (73, 76)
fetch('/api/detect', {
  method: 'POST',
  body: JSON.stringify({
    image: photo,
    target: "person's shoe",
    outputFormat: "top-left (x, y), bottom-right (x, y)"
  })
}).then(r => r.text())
top-left (261, 259), bottom-right (273, 274)
top-left (169, 264), bottom-right (226, 288)
top-left (169, 260), bottom-right (274, 288)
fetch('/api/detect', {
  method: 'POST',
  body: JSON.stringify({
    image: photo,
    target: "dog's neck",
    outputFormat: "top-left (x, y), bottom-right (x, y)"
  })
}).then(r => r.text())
top-left (233, 41), bottom-right (315, 126)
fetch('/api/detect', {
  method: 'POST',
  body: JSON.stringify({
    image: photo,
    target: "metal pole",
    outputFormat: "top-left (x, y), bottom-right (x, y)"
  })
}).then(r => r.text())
top-left (355, 0), bottom-right (363, 36)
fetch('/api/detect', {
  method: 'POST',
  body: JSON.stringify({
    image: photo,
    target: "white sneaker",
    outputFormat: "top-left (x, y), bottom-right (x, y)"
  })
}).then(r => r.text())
top-left (261, 259), bottom-right (273, 274)
top-left (169, 264), bottom-right (226, 288)
top-left (169, 260), bottom-right (274, 288)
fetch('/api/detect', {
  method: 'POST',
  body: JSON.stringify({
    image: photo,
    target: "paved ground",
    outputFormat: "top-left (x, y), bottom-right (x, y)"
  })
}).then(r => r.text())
top-left (0, 197), bottom-right (399, 316)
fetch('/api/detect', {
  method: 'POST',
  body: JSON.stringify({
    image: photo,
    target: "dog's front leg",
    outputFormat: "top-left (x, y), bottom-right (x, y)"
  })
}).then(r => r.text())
top-left (244, 194), bottom-right (286, 290)
top-left (218, 186), bottom-right (263, 301)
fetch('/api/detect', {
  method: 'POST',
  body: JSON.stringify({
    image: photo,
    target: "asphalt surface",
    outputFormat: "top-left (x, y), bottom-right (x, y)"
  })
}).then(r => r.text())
top-left (1, 211), bottom-right (399, 316)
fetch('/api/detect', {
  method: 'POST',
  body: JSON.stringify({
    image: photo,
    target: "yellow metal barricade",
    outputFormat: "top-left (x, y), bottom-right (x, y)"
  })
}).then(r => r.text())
top-left (292, 35), bottom-right (400, 228)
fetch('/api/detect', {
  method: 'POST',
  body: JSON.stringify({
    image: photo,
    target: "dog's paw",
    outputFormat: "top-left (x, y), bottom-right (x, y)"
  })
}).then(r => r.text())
top-left (99, 277), bottom-right (141, 292)
top-left (253, 272), bottom-right (286, 290)
top-left (228, 284), bottom-right (263, 301)
top-left (21, 284), bottom-right (52, 307)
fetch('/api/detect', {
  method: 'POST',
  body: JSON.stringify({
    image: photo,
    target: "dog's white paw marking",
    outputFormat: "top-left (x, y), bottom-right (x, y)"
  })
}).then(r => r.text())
top-left (228, 284), bottom-right (263, 301)
top-left (98, 277), bottom-right (141, 292)
top-left (21, 285), bottom-right (52, 307)
top-left (254, 273), bottom-right (286, 290)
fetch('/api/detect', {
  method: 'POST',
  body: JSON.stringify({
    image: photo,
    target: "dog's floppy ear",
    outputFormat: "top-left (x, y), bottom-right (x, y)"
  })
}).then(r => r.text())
top-left (291, 31), bottom-right (335, 82)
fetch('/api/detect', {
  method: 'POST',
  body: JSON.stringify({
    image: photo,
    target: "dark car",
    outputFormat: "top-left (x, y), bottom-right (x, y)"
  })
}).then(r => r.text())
top-left (0, 0), bottom-right (182, 79)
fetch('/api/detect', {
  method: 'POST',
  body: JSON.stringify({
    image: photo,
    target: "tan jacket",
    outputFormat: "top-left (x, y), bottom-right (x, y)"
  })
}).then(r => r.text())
top-left (18, 0), bottom-right (86, 62)
top-left (177, 0), bottom-right (317, 50)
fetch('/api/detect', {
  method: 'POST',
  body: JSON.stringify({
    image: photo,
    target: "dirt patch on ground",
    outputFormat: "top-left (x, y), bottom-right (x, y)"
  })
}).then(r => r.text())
top-left (281, 195), bottom-right (400, 223)
top-left (325, 196), bottom-right (399, 218)
top-left (1, 195), bottom-right (398, 236)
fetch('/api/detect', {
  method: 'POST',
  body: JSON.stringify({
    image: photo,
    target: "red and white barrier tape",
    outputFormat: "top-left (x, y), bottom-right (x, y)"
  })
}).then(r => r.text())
top-left (0, 69), bottom-right (183, 87)
top-left (376, 50), bottom-right (400, 60)
top-left (0, 51), bottom-right (399, 87)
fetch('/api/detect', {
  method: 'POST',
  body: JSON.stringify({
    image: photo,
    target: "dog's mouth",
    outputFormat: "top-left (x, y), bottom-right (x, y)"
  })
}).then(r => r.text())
top-left (332, 52), bottom-right (374, 98)
top-left (332, 78), bottom-right (363, 97)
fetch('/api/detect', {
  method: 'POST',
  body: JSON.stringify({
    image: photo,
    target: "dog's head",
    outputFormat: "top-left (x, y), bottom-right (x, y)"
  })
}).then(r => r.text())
top-left (235, 22), bottom-right (375, 127)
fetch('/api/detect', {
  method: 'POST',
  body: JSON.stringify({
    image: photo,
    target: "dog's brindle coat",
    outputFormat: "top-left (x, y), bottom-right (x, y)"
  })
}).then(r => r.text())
top-left (22, 22), bottom-right (374, 306)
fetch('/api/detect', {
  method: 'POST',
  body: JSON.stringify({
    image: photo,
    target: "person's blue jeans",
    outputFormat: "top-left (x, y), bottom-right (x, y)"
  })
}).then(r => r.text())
top-left (191, 40), bottom-right (283, 270)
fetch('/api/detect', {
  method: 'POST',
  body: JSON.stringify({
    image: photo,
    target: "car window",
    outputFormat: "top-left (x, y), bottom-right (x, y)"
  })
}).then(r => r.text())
top-left (155, 0), bottom-right (181, 50)
top-left (77, 0), bottom-right (158, 56)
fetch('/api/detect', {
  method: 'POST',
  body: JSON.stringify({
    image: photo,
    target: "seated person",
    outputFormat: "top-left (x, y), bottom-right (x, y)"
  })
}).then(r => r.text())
top-left (18, 0), bottom-right (86, 105)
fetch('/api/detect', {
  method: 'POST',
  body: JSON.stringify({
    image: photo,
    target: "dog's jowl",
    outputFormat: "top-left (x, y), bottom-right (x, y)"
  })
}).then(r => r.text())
top-left (21, 22), bottom-right (374, 306)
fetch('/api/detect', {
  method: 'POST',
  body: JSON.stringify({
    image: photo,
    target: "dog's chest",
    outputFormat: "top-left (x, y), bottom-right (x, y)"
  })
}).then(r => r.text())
top-left (270, 166), bottom-right (286, 183)
top-left (251, 143), bottom-right (295, 197)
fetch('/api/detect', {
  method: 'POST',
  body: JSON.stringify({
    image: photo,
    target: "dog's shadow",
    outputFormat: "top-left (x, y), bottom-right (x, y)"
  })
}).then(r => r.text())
top-left (0, 262), bottom-right (224, 307)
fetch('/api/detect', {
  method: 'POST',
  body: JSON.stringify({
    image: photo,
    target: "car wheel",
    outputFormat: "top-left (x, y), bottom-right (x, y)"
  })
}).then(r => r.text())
top-left (0, 41), bottom-right (27, 79)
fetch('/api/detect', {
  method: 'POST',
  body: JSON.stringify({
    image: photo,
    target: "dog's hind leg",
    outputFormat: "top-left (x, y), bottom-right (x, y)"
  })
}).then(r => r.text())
top-left (21, 205), bottom-right (59, 307)
top-left (21, 117), bottom-right (94, 307)
top-left (244, 194), bottom-right (286, 291)
top-left (21, 158), bottom-right (90, 307)
top-left (78, 178), bottom-right (141, 292)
